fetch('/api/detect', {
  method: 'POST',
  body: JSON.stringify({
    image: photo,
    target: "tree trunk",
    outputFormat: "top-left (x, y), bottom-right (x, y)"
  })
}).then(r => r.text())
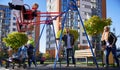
top-left (92, 35), bottom-right (101, 57)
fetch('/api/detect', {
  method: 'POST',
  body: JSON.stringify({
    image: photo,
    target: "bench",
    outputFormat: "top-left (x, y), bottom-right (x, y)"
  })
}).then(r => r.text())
top-left (74, 49), bottom-right (95, 65)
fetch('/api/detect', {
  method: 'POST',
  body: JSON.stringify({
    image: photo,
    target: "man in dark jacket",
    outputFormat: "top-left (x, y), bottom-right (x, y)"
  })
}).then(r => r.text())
top-left (62, 28), bottom-right (76, 67)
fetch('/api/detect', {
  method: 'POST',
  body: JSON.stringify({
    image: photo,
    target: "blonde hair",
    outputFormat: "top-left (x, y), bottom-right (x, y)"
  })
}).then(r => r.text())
top-left (104, 26), bottom-right (110, 31)
top-left (101, 26), bottom-right (110, 41)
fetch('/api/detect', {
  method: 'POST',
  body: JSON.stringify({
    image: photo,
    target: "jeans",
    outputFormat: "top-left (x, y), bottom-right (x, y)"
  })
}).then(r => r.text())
top-left (28, 55), bottom-right (36, 67)
top-left (105, 46), bottom-right (119, 66)
top-left (66, 48), bottom-right (75, 66)
top-left (0, 59), bottom-right (2, 66)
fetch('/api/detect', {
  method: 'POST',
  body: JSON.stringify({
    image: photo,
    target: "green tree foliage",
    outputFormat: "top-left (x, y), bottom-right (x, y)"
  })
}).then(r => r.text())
top-left (2, 32), bottom-right (28, 50)
top-left (84, 16), bottom-right (112, 36)
top-left (57, 29), bottom-right (79, 41)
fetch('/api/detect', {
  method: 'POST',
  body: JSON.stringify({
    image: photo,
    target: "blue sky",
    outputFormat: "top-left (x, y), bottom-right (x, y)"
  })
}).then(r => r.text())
top-left (0, 0), bottom-right (120, 48)
top-left (106, 0), bottom-right (120, 48)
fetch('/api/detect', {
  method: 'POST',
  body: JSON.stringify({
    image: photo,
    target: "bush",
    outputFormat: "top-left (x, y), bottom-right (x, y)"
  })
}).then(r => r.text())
top-left (2, 32), bottom-right (28, 50)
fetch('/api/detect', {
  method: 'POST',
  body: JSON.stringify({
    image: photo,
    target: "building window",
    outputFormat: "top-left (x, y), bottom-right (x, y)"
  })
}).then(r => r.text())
top-left (82, 32), bottom-right (86, 36)
top-left (13, 23), bottom-right (16, 26)
top-left (91, 0), bottom-right (96, 2)
top-left (12, 28), bottom-right (16, 31)
top-left (82, 40), bottom-right (88, 44)
top-left (82, 11), bottom-right (88, 15)
top-left (82, 0), bottom-right (91, 2)
top-left (13, 17), bottom-right (16, 20)
top-left (82, 4), bottom-right (91, 9)
top-left (82, 11), bottom-right (91, 16)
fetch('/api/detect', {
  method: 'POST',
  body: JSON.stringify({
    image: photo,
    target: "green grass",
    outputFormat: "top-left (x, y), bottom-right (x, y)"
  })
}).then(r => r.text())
top-left (41, 60), bottom-right (104, 66)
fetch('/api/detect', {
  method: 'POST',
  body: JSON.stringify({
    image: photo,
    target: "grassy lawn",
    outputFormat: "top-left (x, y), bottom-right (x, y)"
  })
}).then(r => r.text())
top-left (39, 59), bottom-right (104, 67)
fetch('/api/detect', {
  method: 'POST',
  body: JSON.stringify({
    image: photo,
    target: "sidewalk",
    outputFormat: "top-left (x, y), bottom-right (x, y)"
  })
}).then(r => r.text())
top-left (0, 64), bottom-right (120, 70)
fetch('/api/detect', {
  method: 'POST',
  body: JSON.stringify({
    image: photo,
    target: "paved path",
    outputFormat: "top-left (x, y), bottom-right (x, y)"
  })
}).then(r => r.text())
top-left (0, 64), bottom-right (120, 70)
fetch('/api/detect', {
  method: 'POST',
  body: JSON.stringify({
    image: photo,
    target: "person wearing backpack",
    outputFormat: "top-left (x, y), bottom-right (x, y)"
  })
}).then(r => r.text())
top-left (101, 26), bottom-right (119, 67)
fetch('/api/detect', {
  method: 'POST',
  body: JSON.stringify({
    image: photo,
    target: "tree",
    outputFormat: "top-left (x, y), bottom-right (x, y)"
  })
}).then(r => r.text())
top-left (84, 16), bottom-right (112, 36)
top-left (57, 29), bottom-right (79, 41)
top-left (2, 32), bottom-right (28, 50)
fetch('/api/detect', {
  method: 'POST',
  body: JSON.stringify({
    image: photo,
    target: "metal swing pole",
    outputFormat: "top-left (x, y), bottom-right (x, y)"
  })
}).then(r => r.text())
top-left (53, 9), bottom-right (69, 70)
top-left (35, 24), bottom-right (46, 56)
top-left (50, 23), bottom-right (63, 67)
top-left (71, 0), bottom-right (99, 69)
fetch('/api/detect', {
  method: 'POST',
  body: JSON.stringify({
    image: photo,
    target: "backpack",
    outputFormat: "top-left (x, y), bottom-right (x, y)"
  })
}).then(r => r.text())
top-left (27, 44), bottom-right (34, 56)
top-left (19, 47), bottom-right (27, 58)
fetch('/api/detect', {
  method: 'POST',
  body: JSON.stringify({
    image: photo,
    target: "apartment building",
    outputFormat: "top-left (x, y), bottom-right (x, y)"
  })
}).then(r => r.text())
top-left (0, 5), bottom-right (11, 48)
top-left (46, 0), bottom-right (61, 58)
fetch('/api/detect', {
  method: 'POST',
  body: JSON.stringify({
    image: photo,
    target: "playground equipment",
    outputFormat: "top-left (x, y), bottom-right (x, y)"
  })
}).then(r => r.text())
top-left (13, 4), bottom-right (63, 32)
top-left (12, 0), bottom-right (99, 70)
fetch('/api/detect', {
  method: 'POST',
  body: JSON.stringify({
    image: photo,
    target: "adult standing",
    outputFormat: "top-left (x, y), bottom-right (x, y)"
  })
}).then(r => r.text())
top-left (101, 26), bottom-right (119, 67)
top-left (62, 28), bottom-right (76, 67)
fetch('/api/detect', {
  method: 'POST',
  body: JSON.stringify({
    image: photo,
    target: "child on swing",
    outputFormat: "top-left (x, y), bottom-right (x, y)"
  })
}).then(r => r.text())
top-left (8, 2), bottom-right (39, 32)
top-left (8, 2), bottom-right (39, 20)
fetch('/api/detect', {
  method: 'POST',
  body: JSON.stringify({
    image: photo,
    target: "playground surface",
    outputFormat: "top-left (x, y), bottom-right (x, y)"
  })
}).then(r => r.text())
top-left (0, 64), bottom-right (120, 70)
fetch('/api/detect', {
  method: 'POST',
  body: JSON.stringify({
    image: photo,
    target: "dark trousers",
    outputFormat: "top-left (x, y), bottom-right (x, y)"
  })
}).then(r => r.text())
top-left (28, 55), bottom-right (36, 67)
top-left (0, 59), bottom-right (2, 66)
top-left (105, 46), bottom-right (119, 66)
top-left (66, 48), bottom-right (75, 66)
top-left (12, 5), bottom-right (34, 20)
top-left (12, 5), bottom-right (26, 12)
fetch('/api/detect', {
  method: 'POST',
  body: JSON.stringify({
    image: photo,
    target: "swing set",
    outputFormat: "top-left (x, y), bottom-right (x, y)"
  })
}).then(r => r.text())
top-left (12, 0), bottom-right (99, 69)
top-left (13, 3), bottom-right (63, 32)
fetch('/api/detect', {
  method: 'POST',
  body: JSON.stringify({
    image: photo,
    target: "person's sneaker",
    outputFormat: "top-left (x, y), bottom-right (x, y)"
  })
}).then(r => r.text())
top-left (117, 65), bottom-right (119, 67)
top-left (8, 2), bottom-right (14, 9)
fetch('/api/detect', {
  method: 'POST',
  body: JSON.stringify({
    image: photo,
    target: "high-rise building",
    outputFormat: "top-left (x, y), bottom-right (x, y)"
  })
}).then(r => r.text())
top-left (0, 5), bottom-right (11, 48)
top-left (46, 0), bottom-right (61, 58)
top-left (46, 0), bottom-right (106, 57)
